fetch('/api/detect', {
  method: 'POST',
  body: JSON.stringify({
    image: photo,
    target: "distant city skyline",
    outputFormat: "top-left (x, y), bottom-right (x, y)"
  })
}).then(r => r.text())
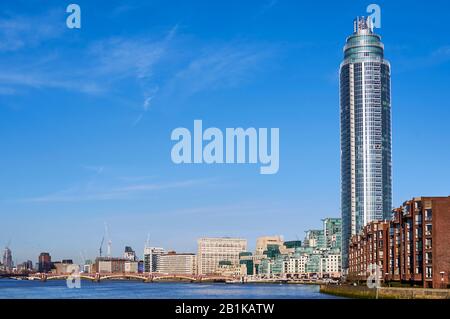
top-left (1, 0), bottom-right (450, 263)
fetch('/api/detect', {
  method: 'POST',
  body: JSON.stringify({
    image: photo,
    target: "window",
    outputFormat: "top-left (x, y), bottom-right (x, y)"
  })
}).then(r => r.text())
top-left (425, 209), bottom-right (432, 221)
top-left (415, 214), bottom-right (422, 225)
top-left (425, 252), bottom-right (432, 264)
top-left (415, 241), bottom-right (422, 251)
top-left (425, 224), bottom-right (432, 236)
top-left (426, 266), bottom-right (432, 278)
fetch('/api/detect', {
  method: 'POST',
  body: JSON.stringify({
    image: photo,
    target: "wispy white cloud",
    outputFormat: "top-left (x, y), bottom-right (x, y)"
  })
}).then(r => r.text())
top-left (170, 44), bottom-right (270, 94)
top-left (0, 10), bottom-right (274, 120)
top-left (141, 200), bottom-right (285, 218)
top-left (431, 45), bottom-right (450, 60)
top-left (20, 178), bottom-right (209, 203)
top-left (0, 10), bottom-right (63, 52)
top-left (394, 44), bottom-right (450, 73)
top-left (0, 69), bottom-right (104, 95)
top-left (132, 86), bottom-right (159, 126)
top-left (88, 38), bottom-right (165, 79)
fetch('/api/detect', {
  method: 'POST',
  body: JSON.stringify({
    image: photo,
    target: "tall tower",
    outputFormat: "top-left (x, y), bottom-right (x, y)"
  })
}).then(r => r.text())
top-left (2, 247), bottom-right (13, 271)
top-left (340, 17), bottom-right (392, 271)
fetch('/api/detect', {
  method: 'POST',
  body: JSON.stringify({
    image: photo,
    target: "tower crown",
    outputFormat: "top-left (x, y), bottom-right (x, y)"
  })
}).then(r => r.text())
top-left (342, 16), bottom-right (384, 64)
top-left (353, 16), bottom-right (374, 34)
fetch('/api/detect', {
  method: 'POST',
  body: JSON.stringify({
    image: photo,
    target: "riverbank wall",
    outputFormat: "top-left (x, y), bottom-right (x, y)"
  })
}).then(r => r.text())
top-left (320, 284), bottom-right (450, 299)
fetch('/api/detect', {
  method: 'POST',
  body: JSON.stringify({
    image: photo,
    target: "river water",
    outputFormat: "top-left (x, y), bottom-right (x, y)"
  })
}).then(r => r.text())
top-left (0, 278), bottom-right (342, 299)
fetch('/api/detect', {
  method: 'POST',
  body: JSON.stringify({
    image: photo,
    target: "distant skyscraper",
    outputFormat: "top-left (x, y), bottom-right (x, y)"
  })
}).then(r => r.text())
top-left (2, 247), bottom-right (13, 271)
top-left (38, 252), bottom-right (52, 273)
top-left (340, 17), bottom-right (392, 271)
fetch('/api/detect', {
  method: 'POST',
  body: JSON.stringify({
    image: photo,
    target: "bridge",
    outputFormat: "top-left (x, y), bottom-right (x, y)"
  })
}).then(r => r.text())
top-left (25, 273), bottom-right (235, 283)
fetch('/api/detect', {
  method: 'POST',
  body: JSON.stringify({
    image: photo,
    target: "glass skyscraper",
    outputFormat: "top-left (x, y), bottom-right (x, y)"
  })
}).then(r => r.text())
top-left (340, 17), bottom-right (392, 270)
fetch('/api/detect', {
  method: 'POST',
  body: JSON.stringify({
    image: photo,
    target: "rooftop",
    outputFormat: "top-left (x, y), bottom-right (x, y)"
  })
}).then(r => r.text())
top-left (353, 16), bottom-right (374, 35)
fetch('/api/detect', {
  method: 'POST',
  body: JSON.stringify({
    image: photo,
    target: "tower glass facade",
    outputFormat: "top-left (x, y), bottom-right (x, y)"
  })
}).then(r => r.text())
top-left (340, 17), bottom-right (392, 270)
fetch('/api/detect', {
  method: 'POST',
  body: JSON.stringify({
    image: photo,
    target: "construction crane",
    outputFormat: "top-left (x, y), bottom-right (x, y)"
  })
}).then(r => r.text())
top-left (79, 251), bottom-right (86, 265)
top-left (145, 233), bottom-right (150, 249)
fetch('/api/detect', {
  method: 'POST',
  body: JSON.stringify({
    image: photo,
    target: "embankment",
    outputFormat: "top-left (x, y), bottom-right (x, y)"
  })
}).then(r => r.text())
top-left (320, 285), bottom-right (450, 299)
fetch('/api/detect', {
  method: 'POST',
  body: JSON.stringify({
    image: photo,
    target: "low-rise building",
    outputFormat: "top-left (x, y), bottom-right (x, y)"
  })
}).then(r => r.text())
top-left (216, 260), bottom-right (244, 277)
top-left (320, 252), bottom-right (342, 278)
top-left (239, 252), bottom-right (254, 275)
top-left (124, 261), bottom-right (139, 273)
top-left (52, 260), bottom-right (74, 274)
top-left (284, 254), bottom-right (308, 276)
top-left (94, 257), bottom-right (128, 273)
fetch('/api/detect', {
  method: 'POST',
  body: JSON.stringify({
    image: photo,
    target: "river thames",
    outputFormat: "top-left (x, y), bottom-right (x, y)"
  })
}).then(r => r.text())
top-left (0, 279), bottom-right (343, 299)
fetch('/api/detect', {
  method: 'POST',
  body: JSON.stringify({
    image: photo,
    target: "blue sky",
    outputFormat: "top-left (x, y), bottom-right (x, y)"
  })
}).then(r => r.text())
top-left (1, 0), bottom-right (449, 264)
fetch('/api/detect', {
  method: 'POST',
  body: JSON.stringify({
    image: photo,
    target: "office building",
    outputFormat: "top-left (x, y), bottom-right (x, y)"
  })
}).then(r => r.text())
top-left (16, 260), bottom-right (33, 272)
top-left (303, 230), bottom-right (325, 249)
top-left (255, 236), bottom-right (284, 259)
top-left (156, 251), bottom-right (196, 275)
top-left (38, 252), bottom-right (52, 273)
top-left (323, 218), bottom-right (342, 249)
top-left (83, 261), bottom-right (93, 273)
top-left (283, 255), bottom-right (309, 277)
top-left (124, 260), bottom-right (139, 273)
top-left (197, 237), bottom-right (247, 275)
top-left (95, 257), bottom-right (128, 273)
top-left (53, 260), bottom-right (74, 274)
top-left (143, 247), bottom-right (165, 273)
top-left (239, 252), bottom-right (254, 276)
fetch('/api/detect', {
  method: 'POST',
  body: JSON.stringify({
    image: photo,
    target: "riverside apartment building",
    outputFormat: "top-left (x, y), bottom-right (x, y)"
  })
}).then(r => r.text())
top-left (348, 196), bottom-right (450, 288)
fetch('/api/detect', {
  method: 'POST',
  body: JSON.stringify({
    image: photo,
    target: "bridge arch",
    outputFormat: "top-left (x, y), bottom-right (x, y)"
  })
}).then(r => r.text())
top-left (152, 274), bottom-right (196, 282)
top-left (99, 274), bottom-right (148, 281)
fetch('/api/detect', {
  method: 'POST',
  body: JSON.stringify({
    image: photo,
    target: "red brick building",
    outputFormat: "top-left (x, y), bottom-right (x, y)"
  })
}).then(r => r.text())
top-left (348, 196), bottom-right (450, 288)
top-left (348, 221), bottom-right (390, 282)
